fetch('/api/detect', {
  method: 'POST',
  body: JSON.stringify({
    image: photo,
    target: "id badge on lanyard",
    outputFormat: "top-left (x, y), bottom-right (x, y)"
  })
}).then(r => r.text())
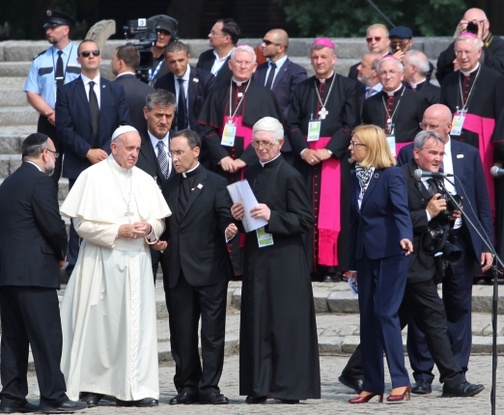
top-left (221, 119), bottom-right (236, 147)
top-left (451, 109), bottom-right (466, 136)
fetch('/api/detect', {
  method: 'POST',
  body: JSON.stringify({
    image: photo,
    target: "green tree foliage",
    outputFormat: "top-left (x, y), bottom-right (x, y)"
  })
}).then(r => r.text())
top-left (274, 0), bottom-right (468, 37)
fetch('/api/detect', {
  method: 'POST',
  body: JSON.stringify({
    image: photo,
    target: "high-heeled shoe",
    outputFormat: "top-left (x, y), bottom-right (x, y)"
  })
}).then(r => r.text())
top-left (386, 385), bottom-right (411, 402)
top-left (348, 391), bottom-right (384, 404)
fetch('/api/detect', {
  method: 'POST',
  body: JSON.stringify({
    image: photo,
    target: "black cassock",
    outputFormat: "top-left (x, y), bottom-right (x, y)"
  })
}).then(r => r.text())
top-left (287, 73), bottom-right (359, 272)
top-left (239, 155), bottom-right (321, 400)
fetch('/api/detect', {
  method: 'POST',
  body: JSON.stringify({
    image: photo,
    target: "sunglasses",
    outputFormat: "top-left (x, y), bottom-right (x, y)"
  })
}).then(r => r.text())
top-left (366, 36), bottom-right (383, 42)
top-left (80, 50), bottom-right (100, 58)
top-left (262, 39), bottom-right (281, 46)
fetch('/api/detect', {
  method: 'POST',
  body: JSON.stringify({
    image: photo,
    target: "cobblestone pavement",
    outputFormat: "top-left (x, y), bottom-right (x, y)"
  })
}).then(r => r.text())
top-left (25, 353), bottom-right (503, 414)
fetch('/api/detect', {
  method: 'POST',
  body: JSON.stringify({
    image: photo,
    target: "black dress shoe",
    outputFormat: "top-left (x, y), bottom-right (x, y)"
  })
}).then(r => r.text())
top-left (411, 380), bottom-right (432, 394)
top-left (79, 392), bottom-right (104, 407)
top-left (338, 374), bottom-right (364, 393)
top-left (169, 391), bottom-right (198, 405)
top-left (442, 381), bottom-right (485, 397)
top-left (39, 399), bottom-right (87, 413)
top-left (198, 392), bottom-right (229, 405)
top-left (265, 398), bottom-right (299, 404)
top-left (116, 397), bottom-right (158, 407)
top-left (0, 401), bottom-right (38, 413)
top-left (245, 395), bottom-right (267, 404)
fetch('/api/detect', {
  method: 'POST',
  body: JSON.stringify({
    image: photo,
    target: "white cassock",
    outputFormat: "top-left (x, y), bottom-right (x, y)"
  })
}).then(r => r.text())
top-left (59, 155), bottom-right (171, 401)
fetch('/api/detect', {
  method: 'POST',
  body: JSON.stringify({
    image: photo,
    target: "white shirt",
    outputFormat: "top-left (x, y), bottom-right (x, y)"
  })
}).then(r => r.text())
top-left (211, 49), bottom-right (233, 75)
top-left (81, 73), bottom-right (101, 108)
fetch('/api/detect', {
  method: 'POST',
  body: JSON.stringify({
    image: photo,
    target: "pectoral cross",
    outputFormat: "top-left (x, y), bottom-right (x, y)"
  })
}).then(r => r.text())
top-left (124, 207), bottom-right (134, 222)
top-left (318, 106), bottom-right (328, 120)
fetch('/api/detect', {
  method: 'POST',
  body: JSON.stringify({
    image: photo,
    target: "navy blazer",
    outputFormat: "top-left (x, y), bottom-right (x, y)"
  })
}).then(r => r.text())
top-left (196, 49), bottom-right (232, 88)
top-left (161, 166), bottom-right (233, 288)
top-left (253, 58), bottom-right (307, 118)
top-left (154, 65), bottom-right (215, 135)
top-left (349, 166), bottom-right (413, 269)
top-left (56, 76), bottom-right (131, 179)
top-left (398, 139), bottom-right (493, 262)
top-left (0, 162), bottom-right (67, 288)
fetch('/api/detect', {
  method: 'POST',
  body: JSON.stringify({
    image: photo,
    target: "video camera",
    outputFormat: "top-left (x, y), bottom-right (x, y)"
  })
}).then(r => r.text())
top-left (123, 15), bottom-right (178, 83)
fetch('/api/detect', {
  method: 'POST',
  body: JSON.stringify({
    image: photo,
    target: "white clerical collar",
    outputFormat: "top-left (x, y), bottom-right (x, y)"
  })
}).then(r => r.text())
top-left (461, 62), bottom-right (480, 77)
top-left (317, 71), bottom-right (334, 83)
top-left (259, 153), bottom-right (281, 167)
top-left (409, 79), bottom-right (426, 89)
top-left (182, 162), bottom-right (200, 177)
top-left (108, 154), bottom-right (131, 173)
top-left (386, 84), bottom-right (403, 96)
top-left (232, 77), bottom-right (250, 87)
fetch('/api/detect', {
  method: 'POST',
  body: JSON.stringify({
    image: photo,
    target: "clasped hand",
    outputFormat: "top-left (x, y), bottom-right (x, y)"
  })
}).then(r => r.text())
top-left (118, 222), bottom-right (151, 239)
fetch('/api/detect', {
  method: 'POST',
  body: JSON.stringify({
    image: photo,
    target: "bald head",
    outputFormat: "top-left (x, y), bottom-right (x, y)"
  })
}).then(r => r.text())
top-left (261, 29), bottom-right (289, 61)
top-left (461, 8), bottom-right (490, 40)
top-left (421, 104), bottom-right (453, 141)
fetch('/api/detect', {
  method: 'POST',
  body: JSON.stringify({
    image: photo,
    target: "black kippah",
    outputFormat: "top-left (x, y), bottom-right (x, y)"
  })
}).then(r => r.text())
top-left (23, 133), bottom-right (48, 147)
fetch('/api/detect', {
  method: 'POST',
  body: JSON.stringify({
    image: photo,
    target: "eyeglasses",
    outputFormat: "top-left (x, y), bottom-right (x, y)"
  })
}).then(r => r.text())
top-left (420, 122), bottom-right (450, 130)
top-left (45, 148), bottom-right (60, 158)
top-left (350, 141), bottom-right (366, 148)
top-left (251, 140), bottom-right (276, 149)
top-left (79, 50), bottom-right (100, 58)
top-left (379, 70), bottom-right (400, 76)
top-left (262, 39), bottom-right (281, 46)
top-left (366, 36), bottom-right (383, 43)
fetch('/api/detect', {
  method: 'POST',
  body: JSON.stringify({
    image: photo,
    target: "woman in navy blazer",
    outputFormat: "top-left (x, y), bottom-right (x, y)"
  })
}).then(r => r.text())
top-left (347, 125), bottom-right (413, 404)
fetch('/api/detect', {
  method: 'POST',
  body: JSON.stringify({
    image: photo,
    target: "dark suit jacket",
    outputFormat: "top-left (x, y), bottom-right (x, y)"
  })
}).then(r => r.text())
top-left (196, 49), bottom-right (232, 88)
top-left (56, 76), bottom-right (131, 179)
top-left (349, 166), bottom-right (412, 270)
top-left (253, 58), bottom-right (307, 118)
top-left (398, 139), bottom-right (493, 263)
top-left (154, 65), bottom-right (215, 135)
top-left (114, 73), bottom-right (153, 132)
top-left (136, 129), bottom-right (175, 187)
top-left (0, 162), bottom-right (67, 288)
top-left (161, 166), bottom-right (233, 288)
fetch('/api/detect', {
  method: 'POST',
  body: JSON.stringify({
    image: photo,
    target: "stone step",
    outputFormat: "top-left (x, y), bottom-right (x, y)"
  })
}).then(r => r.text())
top-left (0, 88), bottom-right (28, 107)
top-left (0, 106), bottom-right (38, 126)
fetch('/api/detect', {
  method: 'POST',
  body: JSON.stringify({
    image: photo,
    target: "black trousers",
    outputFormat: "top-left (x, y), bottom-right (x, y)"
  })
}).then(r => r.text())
top-left (341, 277), bottom-right (465, 388)
top-left (37, 115), bottom-right (62, 189)
top-left (0, 286), bottom-right (67, 406)
top-left (165, 273), bottom-right (228, 395)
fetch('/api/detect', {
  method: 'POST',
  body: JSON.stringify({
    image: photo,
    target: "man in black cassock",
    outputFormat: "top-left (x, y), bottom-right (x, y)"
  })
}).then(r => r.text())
top-left (436, 8), bottom-right (504, 83)
top-left (403, 50), bottom-right (440, 106)
top-left (230, 117), bottom-right (320, 404)
top-left (197, 44), bottom-right (284, 276)
top-left (287, 37), bottom-right (359, 281)
top-left (363, 56), bottom-right (428, 153)
top-left (440, 32), bottom-right (501, 230)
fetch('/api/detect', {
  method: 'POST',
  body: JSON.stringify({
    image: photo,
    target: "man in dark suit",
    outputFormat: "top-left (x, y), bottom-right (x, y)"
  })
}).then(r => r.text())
top-left (196, 18), bottom-right (240, 88)
top-left (253, 29), bottom-right (307, 118)
top-left (112, 44), bottom-right (154, 132)
top-left (155, 129), bottom-right (237, 405)
top-left (135, 89), bottom-right (177, 281)
top-left (338, 129), bottom-right (486, 398)
top-left (403, 50), bottom-right (440, 106)
top-left (0, 133), bottom-right (86, 413)
top-left (155, 41), bottom-right (214, 136)
top-left (398, 104), bottom-right (493, 394)
top-left (56, 39), bottom-right (131, 275)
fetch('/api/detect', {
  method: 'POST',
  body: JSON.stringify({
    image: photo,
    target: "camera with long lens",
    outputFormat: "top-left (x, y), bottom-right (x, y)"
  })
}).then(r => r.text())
top-left (466, 21), bottom-right (479, 35)
top-left (123, 18), bottom-right (157, 83)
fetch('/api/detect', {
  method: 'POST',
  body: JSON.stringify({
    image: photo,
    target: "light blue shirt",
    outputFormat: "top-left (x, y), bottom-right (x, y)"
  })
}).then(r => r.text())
top-left (23, 41), bottom-right (80, 109)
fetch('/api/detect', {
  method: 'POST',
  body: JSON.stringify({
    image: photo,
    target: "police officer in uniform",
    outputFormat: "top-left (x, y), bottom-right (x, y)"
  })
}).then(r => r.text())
top-left (24, 10), bottom-right (81, 188)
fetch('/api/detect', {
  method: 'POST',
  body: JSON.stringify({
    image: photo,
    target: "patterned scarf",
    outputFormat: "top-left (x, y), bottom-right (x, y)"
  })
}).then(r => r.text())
top-left (355, 163), bottom-right (374, 194)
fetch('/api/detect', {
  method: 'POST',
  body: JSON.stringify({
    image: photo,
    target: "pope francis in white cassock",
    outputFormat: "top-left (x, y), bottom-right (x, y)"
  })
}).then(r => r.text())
top-left (59, 126), bottom-right (171, 407)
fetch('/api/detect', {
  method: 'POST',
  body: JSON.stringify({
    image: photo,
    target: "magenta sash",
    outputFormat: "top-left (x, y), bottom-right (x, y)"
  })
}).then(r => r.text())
top-left (308, 137), bottom-right (340, 266)
top-left (459, 113), bottom-right (495, 218)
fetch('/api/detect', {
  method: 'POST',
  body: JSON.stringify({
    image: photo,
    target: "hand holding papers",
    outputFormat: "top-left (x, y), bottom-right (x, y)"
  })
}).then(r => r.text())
top-left (227, 180), bottom-right (268, 232)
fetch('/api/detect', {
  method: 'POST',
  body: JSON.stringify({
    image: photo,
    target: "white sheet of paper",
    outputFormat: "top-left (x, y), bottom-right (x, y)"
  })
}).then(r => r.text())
top-left (227, 180), bottom-right (268, 233)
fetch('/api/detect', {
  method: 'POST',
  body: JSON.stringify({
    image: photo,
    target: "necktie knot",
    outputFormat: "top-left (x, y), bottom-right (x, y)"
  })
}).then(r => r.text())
top-left (89, 80), bottom-right (95, 89)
